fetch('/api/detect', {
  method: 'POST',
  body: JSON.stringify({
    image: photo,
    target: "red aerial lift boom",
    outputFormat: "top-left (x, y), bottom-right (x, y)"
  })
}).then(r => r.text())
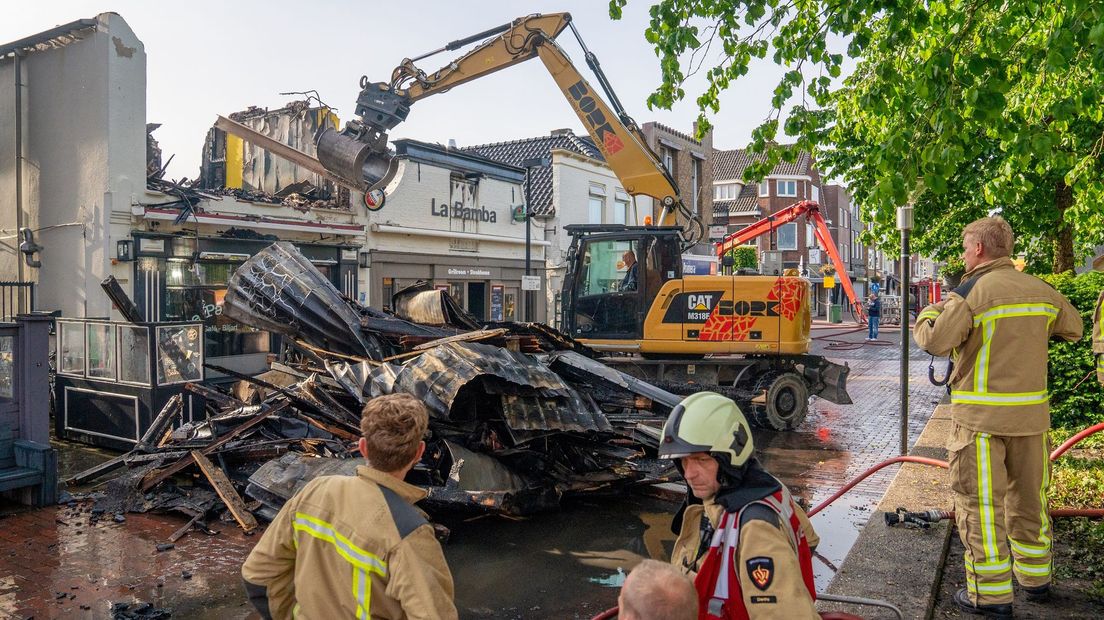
top-left (716, 200), bottom-right (866, 322)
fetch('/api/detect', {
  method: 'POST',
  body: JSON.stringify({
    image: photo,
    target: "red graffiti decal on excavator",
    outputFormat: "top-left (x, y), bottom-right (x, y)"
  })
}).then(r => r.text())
top-left (768, 277), bottom-right (805, 320)
top-left (698, 311), bottom-right (756, 341)
top-left (604, 132), bottom-right (625, 155)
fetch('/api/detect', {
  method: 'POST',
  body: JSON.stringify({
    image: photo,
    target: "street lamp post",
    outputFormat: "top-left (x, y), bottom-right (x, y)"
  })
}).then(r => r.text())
top-left (897, 205), bottom-right (914, 455)
top-left (521, 156), bottom-right (550, 322)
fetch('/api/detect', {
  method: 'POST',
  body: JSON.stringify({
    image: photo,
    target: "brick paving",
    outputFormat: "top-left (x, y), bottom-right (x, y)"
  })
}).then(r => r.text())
top-left (0, 504), bottom-right (258, 619)
top-left (0, 321), bottom-right (947, 619)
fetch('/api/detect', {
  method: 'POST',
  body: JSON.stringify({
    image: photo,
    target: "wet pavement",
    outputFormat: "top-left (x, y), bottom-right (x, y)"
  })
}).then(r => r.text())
top-left (0, 322), bottom-right (946, 619)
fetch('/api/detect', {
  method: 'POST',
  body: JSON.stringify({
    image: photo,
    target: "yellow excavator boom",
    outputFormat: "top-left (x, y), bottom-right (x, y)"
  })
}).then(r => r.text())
top-left (314, 12), bottom-right (701, 244)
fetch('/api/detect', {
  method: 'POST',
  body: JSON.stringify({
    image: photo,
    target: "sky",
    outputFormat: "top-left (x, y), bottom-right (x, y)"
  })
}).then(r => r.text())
top-left (4, 0), bottom-right (831, 181)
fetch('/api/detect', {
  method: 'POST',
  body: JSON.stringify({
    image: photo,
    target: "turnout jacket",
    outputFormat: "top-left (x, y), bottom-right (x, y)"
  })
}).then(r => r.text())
top-left (242, 466), bottom-right (457, 620)
top-left (914, 257), bottom-right (1082, 435)
top-left (671, 465), bottom-right (819, 619)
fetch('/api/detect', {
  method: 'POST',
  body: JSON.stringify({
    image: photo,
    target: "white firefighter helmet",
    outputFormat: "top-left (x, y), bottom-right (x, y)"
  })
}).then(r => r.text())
top-left (658, 391), bottom-right (754, 468)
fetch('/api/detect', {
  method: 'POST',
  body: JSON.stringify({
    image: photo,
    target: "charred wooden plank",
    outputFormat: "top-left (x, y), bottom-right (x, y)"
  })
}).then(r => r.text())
top-left (295, 412), bottom-right (359, 442)
top-left (140, 402), bottom-right (286, 492)
top-left (101, 275), bottom-right (143, 322)
top-left (192, 451), bottom-right (258, 532)
top-left (68, 397), bottom-right (182, 485)
top-left (411, 328), bottom-right (509, 351)
top-left (167, 512), bottom-right (205, 543)
top-left (65, 454), bottom-right (130, 486)
top-left (184, 382), bottom-right (246, 408)
top-left (137, 394), bottom-right (182, 453)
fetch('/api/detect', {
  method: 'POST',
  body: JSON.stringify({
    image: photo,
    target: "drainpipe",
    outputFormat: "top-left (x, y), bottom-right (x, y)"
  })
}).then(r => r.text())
top-left (14, 49), bottom-right (24, 286)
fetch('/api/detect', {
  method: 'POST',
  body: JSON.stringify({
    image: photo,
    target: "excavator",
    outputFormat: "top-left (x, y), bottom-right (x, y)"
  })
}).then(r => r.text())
top-left (313, 12), bottom-right (852, 430)
top-left (717, 199), bottom-right (867, 323)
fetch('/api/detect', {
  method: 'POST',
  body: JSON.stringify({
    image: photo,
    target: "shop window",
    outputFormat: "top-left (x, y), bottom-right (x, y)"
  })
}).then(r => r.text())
top-left (382, 278), bottom-right (394, 311)
top-left (157, 325), bottom-right (203, 385)
top-left (449, 282), bottom-right (464, 307)
top-left (59, 321), bottom-right (85, 375)
top-left (161, 258), bottom-right (268, 359)
top-left (0, 336), bottom-right (13, 399)
top-left (87, 323), bottom-right (117, 380)
top-left (505, 289), bottom-right (517, 321)
top-left (490, 285), bottom-right (505, 321)
top-left (118, 325), bottom-right (151, 385)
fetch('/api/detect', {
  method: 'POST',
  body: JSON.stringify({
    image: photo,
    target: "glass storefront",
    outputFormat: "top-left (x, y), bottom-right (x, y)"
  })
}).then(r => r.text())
top-left (132, 234), bottom-right (359, 361)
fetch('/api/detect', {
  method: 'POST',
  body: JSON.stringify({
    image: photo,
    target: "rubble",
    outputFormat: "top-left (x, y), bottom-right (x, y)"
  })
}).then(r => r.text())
top-left (69, 242), bottom-right (680, 531)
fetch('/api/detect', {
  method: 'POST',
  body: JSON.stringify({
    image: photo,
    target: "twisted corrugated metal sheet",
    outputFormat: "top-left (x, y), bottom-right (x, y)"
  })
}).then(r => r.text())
top-left (223, 242), bottom-right (380, 358)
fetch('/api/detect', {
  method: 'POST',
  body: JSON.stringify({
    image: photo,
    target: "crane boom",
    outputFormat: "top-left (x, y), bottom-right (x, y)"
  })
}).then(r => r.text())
top-left (316, 12), bottom-right (703, 244)
top-left (716, 200), bottom-right (866, 321)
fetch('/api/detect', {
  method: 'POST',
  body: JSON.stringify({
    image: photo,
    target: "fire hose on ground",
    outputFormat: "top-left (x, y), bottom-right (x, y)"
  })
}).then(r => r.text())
top-left (807, 420), bottom-right (1104, 520)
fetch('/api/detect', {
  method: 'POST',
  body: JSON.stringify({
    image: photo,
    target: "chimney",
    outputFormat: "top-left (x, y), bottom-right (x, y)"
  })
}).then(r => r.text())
top-left (448, 138), bottom-right (457, 149)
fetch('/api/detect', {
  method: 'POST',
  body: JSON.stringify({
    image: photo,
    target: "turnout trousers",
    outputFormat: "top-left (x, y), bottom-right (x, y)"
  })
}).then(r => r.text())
top-left (948, 423), bottom-right (1051, 606)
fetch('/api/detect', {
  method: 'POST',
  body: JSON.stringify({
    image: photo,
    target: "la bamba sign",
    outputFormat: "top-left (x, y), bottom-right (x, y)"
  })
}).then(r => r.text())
top-left (431, 198), bottom-right (499, 223)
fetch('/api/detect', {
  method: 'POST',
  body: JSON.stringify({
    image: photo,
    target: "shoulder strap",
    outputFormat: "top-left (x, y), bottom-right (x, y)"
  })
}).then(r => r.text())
top-left (952, 270), bottom-right (990, 300)
top-left (378, 484), bottom-right (427, 539)
top-left (738, 503), bottom-right (780, 528)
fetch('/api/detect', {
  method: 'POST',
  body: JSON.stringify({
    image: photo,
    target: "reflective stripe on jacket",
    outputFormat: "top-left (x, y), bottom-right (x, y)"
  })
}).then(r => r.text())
top-left (913, 257), bottom-right (1083, 435)
top-left (242, 465), bottom-right (457, 620)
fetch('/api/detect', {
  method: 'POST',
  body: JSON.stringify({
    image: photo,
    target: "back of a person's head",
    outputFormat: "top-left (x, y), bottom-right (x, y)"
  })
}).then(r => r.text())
top-left (360, 393), bottom-right (428, 472)
top-left (963, 216), bottom-right (1014, 258)
top-left (618, 559), bottom-right (698, 620)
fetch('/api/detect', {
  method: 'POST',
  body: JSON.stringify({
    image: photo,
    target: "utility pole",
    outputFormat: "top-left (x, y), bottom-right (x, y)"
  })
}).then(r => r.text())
top-left (898, 205), bottom-right (914, 455)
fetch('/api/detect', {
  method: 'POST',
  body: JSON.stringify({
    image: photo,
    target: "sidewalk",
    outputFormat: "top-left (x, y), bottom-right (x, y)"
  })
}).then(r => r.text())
top-left (817, 403), bottom-right (954, 619)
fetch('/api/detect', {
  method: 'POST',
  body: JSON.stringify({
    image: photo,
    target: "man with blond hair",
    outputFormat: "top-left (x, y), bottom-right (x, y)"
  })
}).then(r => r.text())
top-left (618, 559), bottom-right (698, 620)
top-left (242, 393), bottom-right (457, 619)
top-left (915, 216), bottom-right (1082, 618)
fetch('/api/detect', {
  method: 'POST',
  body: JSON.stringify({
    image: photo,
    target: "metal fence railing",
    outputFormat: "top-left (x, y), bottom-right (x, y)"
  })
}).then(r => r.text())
top-left (0, 282), bottom-right (35, 321)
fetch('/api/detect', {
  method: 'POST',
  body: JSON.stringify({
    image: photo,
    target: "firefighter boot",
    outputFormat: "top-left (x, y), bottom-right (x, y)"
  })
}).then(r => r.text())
top-left (954, 588), bottom-right (1012, 619)
top-left (1022, 583), bottom-right (1050, 602)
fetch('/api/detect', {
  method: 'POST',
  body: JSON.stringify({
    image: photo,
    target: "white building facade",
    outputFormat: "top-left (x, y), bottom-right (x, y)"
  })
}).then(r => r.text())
top-left (362, 139), bottom-right (546, 322)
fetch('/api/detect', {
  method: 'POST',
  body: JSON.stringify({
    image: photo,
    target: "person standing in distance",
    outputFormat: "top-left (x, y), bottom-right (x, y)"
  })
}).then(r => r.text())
top-left (866, 293), bottom-right (881, 341)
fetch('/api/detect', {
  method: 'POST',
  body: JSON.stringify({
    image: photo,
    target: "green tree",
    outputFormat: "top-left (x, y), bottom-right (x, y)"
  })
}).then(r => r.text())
top-left (729, 245), bottom-right (758, 270)
top-left (611, 0), bottom-right (1104, 270)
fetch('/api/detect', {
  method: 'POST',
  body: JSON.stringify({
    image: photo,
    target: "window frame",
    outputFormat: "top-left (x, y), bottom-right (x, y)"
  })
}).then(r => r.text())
top-left (777, 223), bottom-right (798, 250)
top-left (777, 180), bottom-right (798, 197)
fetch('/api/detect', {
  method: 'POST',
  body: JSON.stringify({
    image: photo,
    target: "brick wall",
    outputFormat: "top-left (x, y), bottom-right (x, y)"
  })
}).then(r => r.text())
top-left (641, 122), bottom-right (713, 232)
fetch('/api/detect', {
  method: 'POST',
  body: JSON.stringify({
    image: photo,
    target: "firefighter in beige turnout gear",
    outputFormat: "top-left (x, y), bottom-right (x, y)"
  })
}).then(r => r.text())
top-left (242, 394), bottom-right (457, 620)
top-left (914, 217), bottom-right (1082, 617)
top-left (662, 392), bottom-right (820, 619)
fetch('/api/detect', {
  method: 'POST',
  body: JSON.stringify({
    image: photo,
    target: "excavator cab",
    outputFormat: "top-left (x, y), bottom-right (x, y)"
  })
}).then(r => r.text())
top-left (562, 225), bottom-right (682, 342)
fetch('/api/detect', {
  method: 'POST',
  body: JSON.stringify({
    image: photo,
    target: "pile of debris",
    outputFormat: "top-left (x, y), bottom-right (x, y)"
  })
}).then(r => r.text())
top-left (71, 243), bottom-right (680, 534)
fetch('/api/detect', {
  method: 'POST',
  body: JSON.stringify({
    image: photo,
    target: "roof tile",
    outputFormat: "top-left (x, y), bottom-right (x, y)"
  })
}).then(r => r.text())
top-left (463, 131), bottom-right (603, 217)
